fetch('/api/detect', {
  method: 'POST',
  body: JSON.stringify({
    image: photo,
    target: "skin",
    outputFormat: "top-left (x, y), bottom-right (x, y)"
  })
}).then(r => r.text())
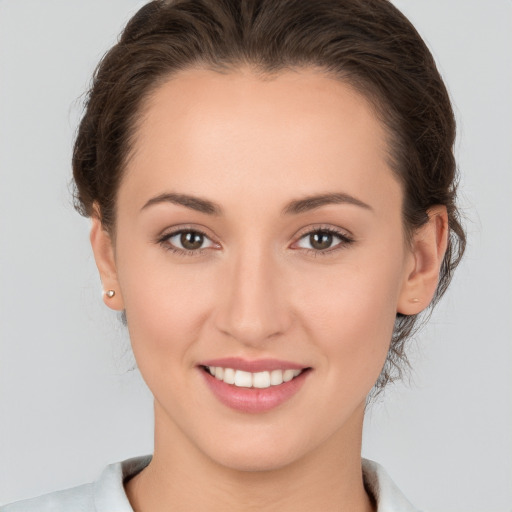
top-left (90, 67), bottom-right (448, 512)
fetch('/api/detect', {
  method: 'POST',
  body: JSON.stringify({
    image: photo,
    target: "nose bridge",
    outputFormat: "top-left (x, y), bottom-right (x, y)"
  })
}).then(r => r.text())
top-left (215, 239), bottom-right (290, 345)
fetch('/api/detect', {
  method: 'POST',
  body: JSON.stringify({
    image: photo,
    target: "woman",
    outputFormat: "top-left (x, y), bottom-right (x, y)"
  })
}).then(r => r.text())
top-left (1, 0), bottom-right (467, 510)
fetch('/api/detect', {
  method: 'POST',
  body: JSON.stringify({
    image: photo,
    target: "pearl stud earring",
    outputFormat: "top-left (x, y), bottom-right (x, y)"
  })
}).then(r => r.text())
top-left (105, 290), bottom-right (116, 298)
top-left (409, 297), bottom-right (420, 303)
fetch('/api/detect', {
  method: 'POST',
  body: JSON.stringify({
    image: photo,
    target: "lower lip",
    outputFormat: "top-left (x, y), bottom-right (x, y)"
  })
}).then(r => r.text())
top-left (200, 368), bottom-right (310, 413)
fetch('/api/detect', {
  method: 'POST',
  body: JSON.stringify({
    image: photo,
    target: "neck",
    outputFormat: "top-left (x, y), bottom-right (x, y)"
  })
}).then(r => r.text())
top-left (125, 402), bottom-right (375, 512)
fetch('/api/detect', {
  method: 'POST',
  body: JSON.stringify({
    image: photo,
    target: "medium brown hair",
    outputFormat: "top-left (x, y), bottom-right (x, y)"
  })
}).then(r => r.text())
top-left (73, 0), bottom-right (466, 391)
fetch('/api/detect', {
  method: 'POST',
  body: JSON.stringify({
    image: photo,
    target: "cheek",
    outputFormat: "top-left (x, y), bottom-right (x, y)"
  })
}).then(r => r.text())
top-left (295, 253), bottom-right (404, 383)
top-left (115, 246), bottom-right (216, 372)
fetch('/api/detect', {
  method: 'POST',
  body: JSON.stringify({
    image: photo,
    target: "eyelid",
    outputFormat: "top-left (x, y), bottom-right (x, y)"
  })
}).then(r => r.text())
top-left (157, 223), bottom-right (218, 241)
top-left (156, 225), bottom-right (221, 254)
top-left (290, 225), bottom-right (355, 254)
top-left (293, 223), bottom-right (354, 240)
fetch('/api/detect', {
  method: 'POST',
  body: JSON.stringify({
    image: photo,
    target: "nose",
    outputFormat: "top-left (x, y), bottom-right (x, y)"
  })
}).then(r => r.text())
top-left (214, 245), bottom-right (292, 347)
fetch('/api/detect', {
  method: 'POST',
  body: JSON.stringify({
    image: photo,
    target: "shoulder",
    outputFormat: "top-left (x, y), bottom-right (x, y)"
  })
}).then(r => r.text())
top-left (362, 458), bottom-right (422, 512)
top-left (0, 483), bottom-right (94, 512)
top-left (0, 455), bottom-right (152, 512)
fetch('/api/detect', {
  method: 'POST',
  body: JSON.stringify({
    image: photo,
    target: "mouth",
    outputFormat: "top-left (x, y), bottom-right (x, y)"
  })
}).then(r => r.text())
top-left (201, 365), bottom-right (307, 389)
top-left (198, 359), bottom-right (311, 413)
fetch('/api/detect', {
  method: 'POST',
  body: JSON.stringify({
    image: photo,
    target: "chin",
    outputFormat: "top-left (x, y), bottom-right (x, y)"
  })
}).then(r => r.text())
top-left (209, 443), bottom-right (302, 473)
top-left (195, 419), bottom-right (329, 474)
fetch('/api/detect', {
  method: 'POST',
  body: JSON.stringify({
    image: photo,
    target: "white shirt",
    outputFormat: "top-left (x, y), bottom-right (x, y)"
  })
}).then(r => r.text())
top-left (1, 456), bottom-right (420, 511)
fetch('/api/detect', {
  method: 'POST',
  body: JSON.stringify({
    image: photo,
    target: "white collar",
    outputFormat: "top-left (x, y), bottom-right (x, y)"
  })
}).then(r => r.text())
top-left (362, 458), bottom-right (420, 511)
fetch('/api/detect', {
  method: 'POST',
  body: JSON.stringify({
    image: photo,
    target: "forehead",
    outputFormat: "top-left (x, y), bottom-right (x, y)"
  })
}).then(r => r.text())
top-left (122, 66), bottom-right (400, 214)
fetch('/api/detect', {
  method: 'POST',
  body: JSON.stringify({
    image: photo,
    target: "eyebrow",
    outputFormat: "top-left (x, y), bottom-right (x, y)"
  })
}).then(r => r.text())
top-left (141, 193), bottom-right (222, 215)
top-left (282, 192), bottom-right (373, 215)
top-left (141, 191), bottom-right (372, 216)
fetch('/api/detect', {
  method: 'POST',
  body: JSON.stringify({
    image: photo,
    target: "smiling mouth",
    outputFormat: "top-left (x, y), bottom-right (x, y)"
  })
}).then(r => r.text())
top-left (201, 366), bottom-right (309, 389)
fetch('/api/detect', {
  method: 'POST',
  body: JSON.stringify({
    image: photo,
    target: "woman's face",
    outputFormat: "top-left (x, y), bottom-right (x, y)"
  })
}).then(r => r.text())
top-left (98, 67), bottom-right (419, 470)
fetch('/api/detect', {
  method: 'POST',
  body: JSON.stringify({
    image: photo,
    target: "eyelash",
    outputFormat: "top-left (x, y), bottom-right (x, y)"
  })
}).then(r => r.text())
top-left (294, 226), bottom-right (355, 257)
top-left (157, 226), bottom-right (355, 257)
top-left (157, 227), bottom-right (213, 257)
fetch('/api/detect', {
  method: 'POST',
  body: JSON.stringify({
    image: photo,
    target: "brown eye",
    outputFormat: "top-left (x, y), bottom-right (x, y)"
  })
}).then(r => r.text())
top-left (294, 228), bottom-right (353, 253)
top-left (309, 231), bottom-right (333, 250)
top-left (164, 229), bottom-right (217, 253)
top-left (180, 231), bottom-right (204, 250)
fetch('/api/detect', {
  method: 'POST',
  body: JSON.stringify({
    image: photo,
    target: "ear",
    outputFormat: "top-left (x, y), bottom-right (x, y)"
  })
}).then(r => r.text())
top-left (89, 212), bottom-right (125, 311)
top-left (397, 205), bottom-right (449, 315)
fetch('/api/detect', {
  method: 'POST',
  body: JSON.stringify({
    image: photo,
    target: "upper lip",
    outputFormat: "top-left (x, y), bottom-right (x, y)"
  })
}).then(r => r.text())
top-left (199, 357), bottom-right (308, 373)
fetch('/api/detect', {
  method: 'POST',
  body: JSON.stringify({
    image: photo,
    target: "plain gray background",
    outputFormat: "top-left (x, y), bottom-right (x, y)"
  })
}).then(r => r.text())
top-left (0, 1), bottom-right (511, 510)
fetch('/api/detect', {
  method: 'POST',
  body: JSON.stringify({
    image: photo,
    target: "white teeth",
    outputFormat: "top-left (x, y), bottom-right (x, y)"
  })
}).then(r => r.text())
top-left (223, 367), bottom-right (236, 384)
top-left (206, 366), bottom-right (304, 388)
top-left (283, 369), bottom-right (295, 382)
top-left (234, 370), bottom-right (253, 388)
top-left (270, 369), bottom-right (284, 385)
top-left (252, 371), bottom-right (271, 389)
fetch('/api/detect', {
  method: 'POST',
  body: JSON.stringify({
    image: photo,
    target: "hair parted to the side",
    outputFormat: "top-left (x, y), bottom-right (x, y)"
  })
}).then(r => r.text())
top-left (72, 0), bottom-right (466, 392)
